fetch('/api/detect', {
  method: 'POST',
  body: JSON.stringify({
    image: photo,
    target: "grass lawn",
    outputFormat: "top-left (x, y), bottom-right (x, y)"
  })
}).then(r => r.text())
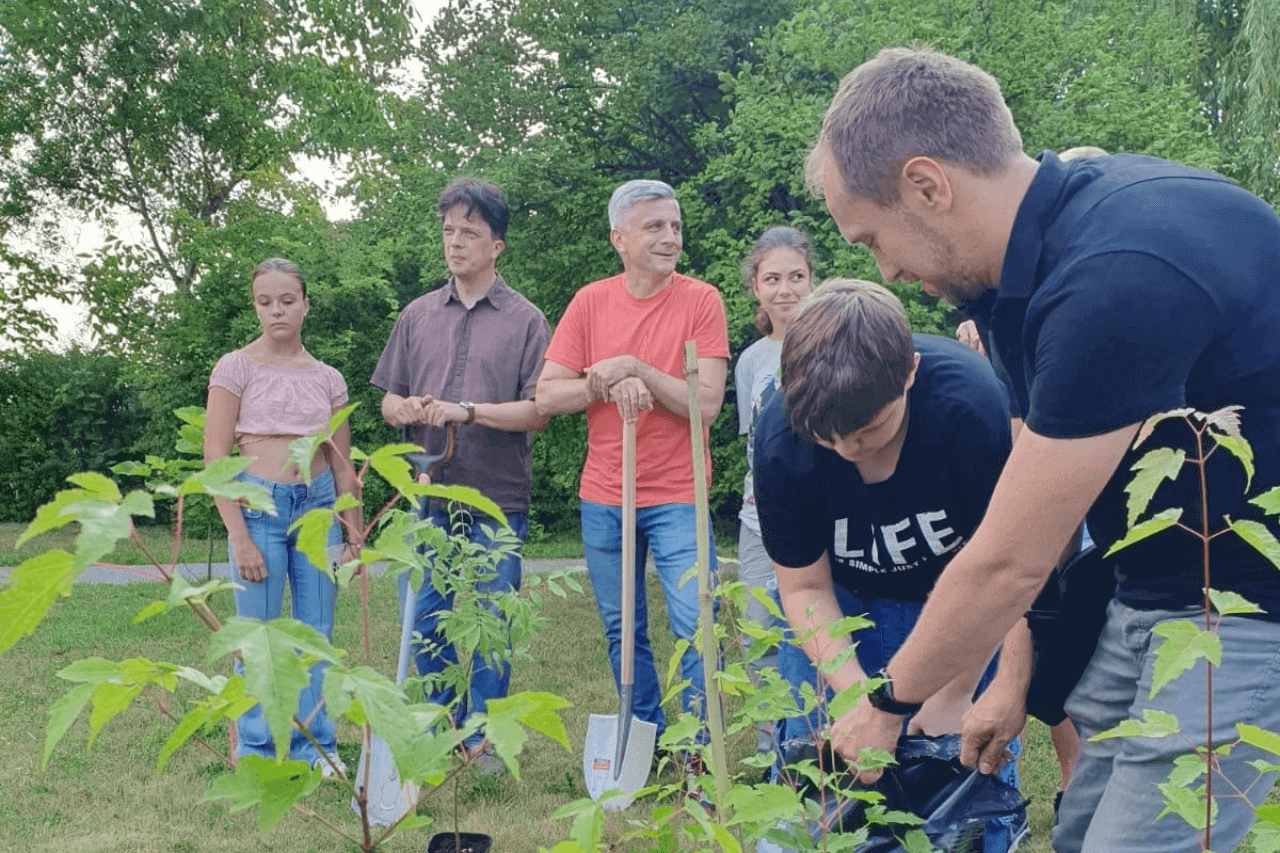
top-left (0, 568), bottom-right (1062, 853)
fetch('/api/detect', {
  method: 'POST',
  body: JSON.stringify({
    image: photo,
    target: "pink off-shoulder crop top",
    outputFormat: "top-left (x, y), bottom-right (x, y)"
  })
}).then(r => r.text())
top-left (208, 349), bottom-right (349, 444)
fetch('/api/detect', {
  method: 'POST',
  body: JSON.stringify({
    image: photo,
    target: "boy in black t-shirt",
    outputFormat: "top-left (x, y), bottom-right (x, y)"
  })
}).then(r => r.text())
top-left (754, 279), bottom-right (1027, 850)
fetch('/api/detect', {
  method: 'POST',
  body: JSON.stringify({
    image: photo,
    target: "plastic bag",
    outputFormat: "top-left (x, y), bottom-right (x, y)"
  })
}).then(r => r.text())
top-left (762, 734), bottom-right (1027, 853)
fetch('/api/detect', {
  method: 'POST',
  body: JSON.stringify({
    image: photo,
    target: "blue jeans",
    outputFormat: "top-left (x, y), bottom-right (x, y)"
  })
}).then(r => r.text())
top-left (1055, 600), bottom-right (1280, 853)
top-left (775, 590), bottom-right (1023, 853)
top-left (413, 504), bottom-right (528, 750)
top-left (229, 469), bottom-right (340, 765)
top-left (581, 500), bottom-right (717, 738)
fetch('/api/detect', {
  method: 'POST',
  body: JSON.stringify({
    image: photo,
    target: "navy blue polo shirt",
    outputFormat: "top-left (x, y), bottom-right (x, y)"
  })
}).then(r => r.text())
top-left (755, 334), bottom-right (1012, 602)
top-left (968, 151), bottom-right (1280, 615)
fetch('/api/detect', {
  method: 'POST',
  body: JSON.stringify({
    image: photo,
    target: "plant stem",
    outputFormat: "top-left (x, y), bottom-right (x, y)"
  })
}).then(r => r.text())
top-left (1194, 419), bottom-right (1214, 850)
top-left (684, 340), bottom-right (730, 821)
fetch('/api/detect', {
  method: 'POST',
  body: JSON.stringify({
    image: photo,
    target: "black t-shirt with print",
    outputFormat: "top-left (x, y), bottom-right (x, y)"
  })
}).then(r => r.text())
top-left (755, 334), bottom-right (1012, 602)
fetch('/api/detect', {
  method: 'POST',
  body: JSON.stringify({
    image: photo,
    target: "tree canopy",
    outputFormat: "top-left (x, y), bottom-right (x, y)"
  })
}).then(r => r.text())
top-left (2, 0), bottom-right (1277, 531)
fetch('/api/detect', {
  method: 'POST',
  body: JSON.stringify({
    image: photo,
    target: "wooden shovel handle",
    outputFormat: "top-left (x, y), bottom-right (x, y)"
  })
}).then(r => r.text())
top-left (620, 418), bottom-right (637, 685)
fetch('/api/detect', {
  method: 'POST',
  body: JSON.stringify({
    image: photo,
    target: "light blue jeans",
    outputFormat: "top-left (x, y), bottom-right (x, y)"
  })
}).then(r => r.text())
top-left (775, 590), bottom-right (1023, 853)
top-left (413, 504), bottom-right (528, 750)
top-left (581, 500), bottom-right (717, 739)
top-left (1055, 600), bottom-right (1280, 853)
top-left (229, 468), bottom-right (340, 765)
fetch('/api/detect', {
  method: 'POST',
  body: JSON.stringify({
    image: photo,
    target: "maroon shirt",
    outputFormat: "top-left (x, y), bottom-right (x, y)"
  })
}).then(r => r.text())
top-left (370, 274), bottom-right (550, 514)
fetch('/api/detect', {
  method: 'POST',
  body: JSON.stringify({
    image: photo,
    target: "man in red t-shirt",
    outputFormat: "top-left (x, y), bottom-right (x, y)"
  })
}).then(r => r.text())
top-left (536, 179), bottom-right (730, 750)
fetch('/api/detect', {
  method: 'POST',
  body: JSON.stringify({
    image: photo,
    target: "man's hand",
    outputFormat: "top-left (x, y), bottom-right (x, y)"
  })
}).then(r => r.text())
top-left (959, 686), bottom-right (1026, 775)
top-left (584, 355), bottom-right (638, 400)
top-left (388, 394), bottom-right (432, 427)
top-left (829, 699), bottom-right (904, 783)
top-left (956, 319), bottom-right (986, 356)
top-left (606, 376), bottom-right (653, 423)
top-left (422, 398), bottom-right (469, 427)
top-left (906, 690), bottom-right (972, 737)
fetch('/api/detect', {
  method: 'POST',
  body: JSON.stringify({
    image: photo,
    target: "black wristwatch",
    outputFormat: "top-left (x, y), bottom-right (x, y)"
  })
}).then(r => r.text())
top-left (867, 668), bottom-right (923, 716)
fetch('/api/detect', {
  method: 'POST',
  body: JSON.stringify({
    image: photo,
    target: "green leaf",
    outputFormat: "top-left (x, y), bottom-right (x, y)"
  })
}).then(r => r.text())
top-left (158, 705), bottom-right (211, 773)
top-left (328, 402), bottom-right (357, 433)
top-left (1213, 432), bottom-right (1254, 492)
top-left (178, 456), bottom-right (270, 507)
top-left (288, 507), bottom-right (337, 581)
top-left (412, 483), bottom-right (508, 528)
top-left (201, 754), bottom-right (321, 831)
top-left (1208, 588), bottom-right (1264, 616)
top-left (286, 432), bottom-right (326, 486)
top-left (1253, 487), bottom-right (1280, 517)
top-left (86, 682), bottom-right (143, 747)
top-left (1155, 780), bottom-right (1211, 829)
top-left (134, 575), bottom-right (242, 624)
top-left (1259, 804), bottom-right (1280, 826)
top-left (828, 669), bottom-right (876, 723)
top-left (1090, 708), bottom-right (1181, 741)
top-left (1166, 752), bottom-right (1207, 787)
top-left (481, 691), bottom-right (572, 780)
top-left (368, 443), bottom-right (420, 494)
top-left (1238, 723), bottom-right (1280, 758)
top-left (1133, 408), bottom-right (1195, 449)
top-left (42, 682), bottom-right (94, 769)
top-left (66, 471), bottom-right (122, 501)
top-left (0, 550), bottom-right (80, 656)
top-left (1227, 518), bottom-right (1280, 571)
top-left (1246, 819), bottom-right (1280, 853)
top-left (207, 618), bottom-right (342, 758)
top-left (1105, 508), bottom-right (1182, 557)
top-left (1125, 448), bottom-right (1185, 528)
top-left (723, 782), bottom-right (803, 826)
top-left (1150, 620), bottom-right (1221, 697)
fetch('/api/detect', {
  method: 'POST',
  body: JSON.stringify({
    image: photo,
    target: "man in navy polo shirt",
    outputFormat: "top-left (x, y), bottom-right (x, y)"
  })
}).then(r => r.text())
top-left (803, 46), bottom-right (1280, 853)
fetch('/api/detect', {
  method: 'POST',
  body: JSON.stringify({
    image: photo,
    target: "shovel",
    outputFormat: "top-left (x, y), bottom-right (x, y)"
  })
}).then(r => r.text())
top-left (350, 421), bottom-right (455, 826)
top-left (583, 418), bottom-right (657, 810)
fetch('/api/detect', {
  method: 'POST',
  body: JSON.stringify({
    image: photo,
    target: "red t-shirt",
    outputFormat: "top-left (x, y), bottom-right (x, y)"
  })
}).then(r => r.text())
top-left (544, 273), bottom-right (730, 506)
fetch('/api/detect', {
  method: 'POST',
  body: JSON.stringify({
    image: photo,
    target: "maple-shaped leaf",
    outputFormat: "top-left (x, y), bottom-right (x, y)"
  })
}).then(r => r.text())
top-left (202, 754), bottom-right (320, 831)
top-left (1150, 620), bottom-right (1222, 697)
top-left (206, 618), bottom-right (342, 759)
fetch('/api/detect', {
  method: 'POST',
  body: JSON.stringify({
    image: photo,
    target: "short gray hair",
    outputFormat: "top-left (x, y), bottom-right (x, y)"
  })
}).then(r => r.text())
top-left (608, 180), bottom-right (677, 230)
top-left (806, 46), bottom-right (1023, 206)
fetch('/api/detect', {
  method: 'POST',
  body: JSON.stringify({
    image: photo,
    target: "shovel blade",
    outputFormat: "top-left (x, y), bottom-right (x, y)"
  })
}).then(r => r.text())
top-left (583, 712), bottom-right (657, 811)
top-left (351, 731), bottom-right (419, 826)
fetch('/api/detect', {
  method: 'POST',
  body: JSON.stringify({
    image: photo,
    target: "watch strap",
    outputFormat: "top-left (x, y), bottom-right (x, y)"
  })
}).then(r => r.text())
top-left (867, 667), bottom-right (923, 715)
top-left (460, 401), bottom-right (476, 424)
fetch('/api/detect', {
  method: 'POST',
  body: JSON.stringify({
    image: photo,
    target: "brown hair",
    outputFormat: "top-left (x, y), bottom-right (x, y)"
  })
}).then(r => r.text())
top-left (252, 257), bottom-right (306, 299)
top-left (805, 46), bottom-right (1023, 206)
top-left (741, 226), bottom-right (813, 336)
top-left (781, 278), bottom-right (914, 440)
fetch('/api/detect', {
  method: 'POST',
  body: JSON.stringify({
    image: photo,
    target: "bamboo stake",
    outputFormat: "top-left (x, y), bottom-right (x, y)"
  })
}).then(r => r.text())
top-left (684, 340), bottom-right (730, 819)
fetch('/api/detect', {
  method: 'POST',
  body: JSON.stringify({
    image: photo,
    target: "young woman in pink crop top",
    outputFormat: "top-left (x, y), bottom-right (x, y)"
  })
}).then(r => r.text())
top-left (203, 258), bottom-right (361, 774)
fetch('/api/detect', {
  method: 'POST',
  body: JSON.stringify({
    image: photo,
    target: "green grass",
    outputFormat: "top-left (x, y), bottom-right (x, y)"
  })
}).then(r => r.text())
top-left (0, 568), bottom-right (1063, 853)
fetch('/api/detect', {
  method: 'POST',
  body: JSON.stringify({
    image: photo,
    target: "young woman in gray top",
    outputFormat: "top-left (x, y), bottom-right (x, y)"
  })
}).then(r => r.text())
top-left (734, 226), bottom-right (814, 752)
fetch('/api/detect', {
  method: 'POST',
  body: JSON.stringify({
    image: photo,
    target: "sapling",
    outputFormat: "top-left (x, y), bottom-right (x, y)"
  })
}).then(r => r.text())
top-left (1094, 406), bottom-right (1280, 852)
top-left (0, 405), bottom-right (571, 852)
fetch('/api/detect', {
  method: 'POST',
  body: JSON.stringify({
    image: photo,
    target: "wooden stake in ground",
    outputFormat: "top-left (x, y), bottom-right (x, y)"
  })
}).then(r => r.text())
top-left (684, 340), bottom-right (729, 820)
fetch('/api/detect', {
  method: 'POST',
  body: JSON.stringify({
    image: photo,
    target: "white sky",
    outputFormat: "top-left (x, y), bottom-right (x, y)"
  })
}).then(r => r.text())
top-left (28, 0), bottom-right (448, 349)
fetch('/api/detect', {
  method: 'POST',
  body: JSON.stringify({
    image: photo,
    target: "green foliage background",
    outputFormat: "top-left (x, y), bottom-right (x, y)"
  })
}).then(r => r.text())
top-left (1, 0), bottom-right (1277, 532)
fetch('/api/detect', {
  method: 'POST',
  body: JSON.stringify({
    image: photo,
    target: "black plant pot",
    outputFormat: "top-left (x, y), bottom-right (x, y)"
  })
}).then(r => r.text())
top-left (426, 831), bottom-right (491, 853)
